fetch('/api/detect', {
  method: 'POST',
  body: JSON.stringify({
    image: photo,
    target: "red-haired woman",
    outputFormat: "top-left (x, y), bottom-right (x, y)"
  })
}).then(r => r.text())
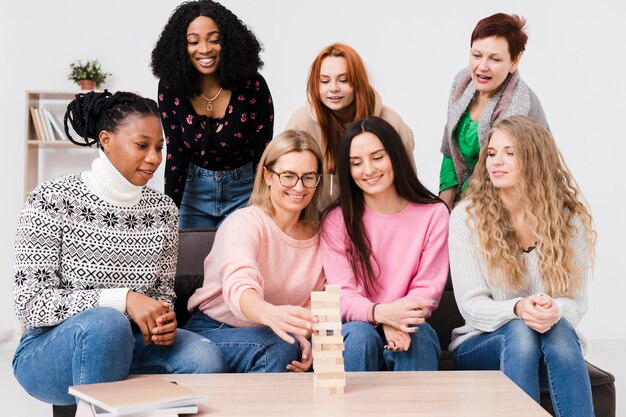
top-left (287, 43), bottom-right (415, 211)
top-left (439, 13), bottom-right (548, 209)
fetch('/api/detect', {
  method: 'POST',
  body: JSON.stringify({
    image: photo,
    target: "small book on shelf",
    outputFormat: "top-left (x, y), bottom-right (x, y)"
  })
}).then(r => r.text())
top-left (37, 107), bottom-right (54, 141)
top-left (43, 107), bottom-right (69, 140)
top-left (29, 107), bottom-right (45, 141)
top-left (70, 377), bottom-right (208, 417)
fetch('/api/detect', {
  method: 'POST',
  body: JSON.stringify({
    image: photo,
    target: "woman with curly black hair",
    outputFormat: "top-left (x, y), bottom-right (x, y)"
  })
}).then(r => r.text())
top-left (151, 0), bottom-right (274, 229)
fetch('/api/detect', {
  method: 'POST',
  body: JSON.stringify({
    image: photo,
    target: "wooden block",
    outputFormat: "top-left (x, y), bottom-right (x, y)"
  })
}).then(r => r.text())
top-left (313, 372), bottom-right (346, 380)
top-left (312, 334), bottom-right (344, 344)
top-left (310, 308), bottom-right (341, 316)
top-left (313, 343), bottom-right (344, 352)
top-left (313, 354), bottom-right (344, 363)
top-left (311, 349), bottom-right (344, 358)
top-left (311, 292), bottom-right (340, 302)
top-left (313, 364), bottom-right (345, 373)
top-left (312, 322), bottom-right (342, 331)
top-left (313, 315), bottom-right (342, 323)
top-left (325, 284), bottom-right (341, 294)
top-left (313, 357), bottom-right (344, 367)
top-left (311, 299), bottom-right (340, 309)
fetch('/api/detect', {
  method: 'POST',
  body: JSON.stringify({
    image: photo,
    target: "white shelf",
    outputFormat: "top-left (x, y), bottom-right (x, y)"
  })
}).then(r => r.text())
top-left (23, 91), bottom-right (97, 199)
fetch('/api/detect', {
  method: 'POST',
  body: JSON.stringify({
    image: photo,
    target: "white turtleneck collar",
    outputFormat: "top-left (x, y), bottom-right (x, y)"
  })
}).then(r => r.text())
top-left (81, 149), bottom-right (143, 207)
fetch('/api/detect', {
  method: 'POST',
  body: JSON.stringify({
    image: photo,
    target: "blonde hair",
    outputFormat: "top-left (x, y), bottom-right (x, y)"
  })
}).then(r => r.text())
top-left (465, 116), bottom-right (595, 297)
top-left (249, 130), bottom-right (324, 224)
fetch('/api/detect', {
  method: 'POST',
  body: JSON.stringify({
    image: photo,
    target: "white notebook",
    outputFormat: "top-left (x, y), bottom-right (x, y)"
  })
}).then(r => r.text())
top-left (70, 377), bottom-right (207, 416)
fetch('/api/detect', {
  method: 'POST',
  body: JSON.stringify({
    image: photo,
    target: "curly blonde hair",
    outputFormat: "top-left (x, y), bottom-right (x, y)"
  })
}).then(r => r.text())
top-left (465, 116), bottom-right (595, 296)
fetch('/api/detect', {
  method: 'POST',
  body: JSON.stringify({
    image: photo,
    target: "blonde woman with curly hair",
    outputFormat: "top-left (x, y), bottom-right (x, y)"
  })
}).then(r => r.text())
top-left (449, 116), bottom-right (595, 417)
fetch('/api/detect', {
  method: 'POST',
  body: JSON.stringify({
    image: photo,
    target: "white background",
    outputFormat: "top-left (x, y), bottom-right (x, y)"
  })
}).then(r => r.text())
top-left (1, 0), bottom-right (624, 346)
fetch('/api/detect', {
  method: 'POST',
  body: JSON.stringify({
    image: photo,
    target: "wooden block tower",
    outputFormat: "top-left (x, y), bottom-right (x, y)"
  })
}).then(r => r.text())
top-left (311, 284), bottom-right (346, 394)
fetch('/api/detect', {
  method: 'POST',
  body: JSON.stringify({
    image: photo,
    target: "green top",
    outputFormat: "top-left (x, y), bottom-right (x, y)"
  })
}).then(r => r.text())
top-left (439, 111), bottom-right (480, 193)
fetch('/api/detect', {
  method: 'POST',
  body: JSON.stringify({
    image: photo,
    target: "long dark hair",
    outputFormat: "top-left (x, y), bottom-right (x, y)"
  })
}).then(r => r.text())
top-left (323, 116), bottom-right (443, 295)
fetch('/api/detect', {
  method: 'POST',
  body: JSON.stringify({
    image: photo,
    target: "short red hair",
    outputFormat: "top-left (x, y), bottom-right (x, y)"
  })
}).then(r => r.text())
top-left (306, 43), bottom-right (375, 173)
top-left (471, 13), bottom-right (528, 60)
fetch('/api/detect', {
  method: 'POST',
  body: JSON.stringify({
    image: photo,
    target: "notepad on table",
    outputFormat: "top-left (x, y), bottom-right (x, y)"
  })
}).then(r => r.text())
top-left (70, 377), bottom-right (207, 416)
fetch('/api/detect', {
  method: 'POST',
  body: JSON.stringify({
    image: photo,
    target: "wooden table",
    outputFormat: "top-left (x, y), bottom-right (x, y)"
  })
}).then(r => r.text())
top-left (143, 371), bottom-right (550, 417)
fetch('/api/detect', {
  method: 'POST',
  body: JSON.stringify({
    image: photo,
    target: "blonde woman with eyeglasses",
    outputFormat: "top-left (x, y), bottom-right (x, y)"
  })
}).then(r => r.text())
top-left (186, 130), bottom-right (325, 373)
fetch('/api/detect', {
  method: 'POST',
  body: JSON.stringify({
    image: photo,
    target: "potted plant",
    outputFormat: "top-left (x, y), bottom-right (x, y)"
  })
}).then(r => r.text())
top-left (68, 59), bottom-right (110, 90)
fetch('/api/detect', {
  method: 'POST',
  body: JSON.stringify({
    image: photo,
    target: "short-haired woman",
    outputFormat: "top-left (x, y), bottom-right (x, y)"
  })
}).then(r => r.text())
top-left (439, 13), bottom-right (548, 209)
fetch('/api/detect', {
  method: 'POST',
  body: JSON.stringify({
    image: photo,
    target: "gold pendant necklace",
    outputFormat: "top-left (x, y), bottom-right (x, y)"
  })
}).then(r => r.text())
top-left (200, 87), bottom-right (223, 111)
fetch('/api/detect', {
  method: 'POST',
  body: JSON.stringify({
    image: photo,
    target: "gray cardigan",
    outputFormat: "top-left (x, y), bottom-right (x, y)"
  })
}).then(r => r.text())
top-left (440, 67), bottom-right (548, 186)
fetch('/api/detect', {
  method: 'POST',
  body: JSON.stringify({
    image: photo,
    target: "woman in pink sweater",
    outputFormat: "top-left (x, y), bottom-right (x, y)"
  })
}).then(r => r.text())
top-left (321, 116), bottom-right (449, 371)
top-left (186, 130), bottom-right (326, 372)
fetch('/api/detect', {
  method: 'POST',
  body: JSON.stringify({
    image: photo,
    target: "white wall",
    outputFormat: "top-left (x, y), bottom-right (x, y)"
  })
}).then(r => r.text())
top-left (1, 0), bottom-right (624, 343)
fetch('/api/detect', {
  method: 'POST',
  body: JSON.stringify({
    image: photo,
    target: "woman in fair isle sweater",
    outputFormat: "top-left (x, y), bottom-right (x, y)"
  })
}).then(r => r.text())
top-left (12, 91), bottom-right (226, 407)
top-left (321, 116), bottom-right (449, 372)
top-left (185, 129), bottom-right (325, 373)
top-left (449, 116), bottom-right (595, 416)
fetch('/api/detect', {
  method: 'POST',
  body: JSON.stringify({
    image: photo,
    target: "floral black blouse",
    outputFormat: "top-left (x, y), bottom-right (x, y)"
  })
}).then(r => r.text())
top-left (158, 73), bottom-right (274, 207)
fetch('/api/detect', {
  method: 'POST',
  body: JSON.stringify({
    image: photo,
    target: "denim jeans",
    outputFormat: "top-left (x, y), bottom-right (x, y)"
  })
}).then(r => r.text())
top-left (342, 321), bottom-right (440, 371)
top-left (184, 310), bottom-right (302, 373)
top-left (179, 162), bottom-right (254, 230)
top-left (453, 319), bottom-right (594, 417)
top-left (12, 308), bottom-right (227, 405)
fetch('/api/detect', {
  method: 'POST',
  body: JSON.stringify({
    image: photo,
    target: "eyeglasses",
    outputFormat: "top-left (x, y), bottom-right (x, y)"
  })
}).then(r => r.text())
top-left (267, 168), bottom-right (321, 188)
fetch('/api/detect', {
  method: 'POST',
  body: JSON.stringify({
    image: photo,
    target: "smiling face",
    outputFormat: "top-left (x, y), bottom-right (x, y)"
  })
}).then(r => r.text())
top-left (319, 56), bottom-right (355, 115)
top-left (486, 128), bottom-right (520, 190)
top-left (99, 115), bottom-right (164, 186)
top-left (186, 16), bottom-right (221, 77)
top-left (264, 151), bottom-right (319, 216)
top-left (349, 132), bottom-right (397, 201)
top-left (469, 36), bottom-right (520, 98)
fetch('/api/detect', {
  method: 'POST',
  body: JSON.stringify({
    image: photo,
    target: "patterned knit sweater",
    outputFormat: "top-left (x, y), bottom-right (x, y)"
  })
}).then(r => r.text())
top-left (448, 200), bottom-right (590, 353)
top-left (13, 153), bottom-right (179, 330)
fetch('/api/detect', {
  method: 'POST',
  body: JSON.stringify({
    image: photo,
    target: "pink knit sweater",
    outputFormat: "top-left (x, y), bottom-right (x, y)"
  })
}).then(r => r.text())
top-left (321, 202), bottom-right (449, 322)
top-left (187, 206), bottom-right (325, 328)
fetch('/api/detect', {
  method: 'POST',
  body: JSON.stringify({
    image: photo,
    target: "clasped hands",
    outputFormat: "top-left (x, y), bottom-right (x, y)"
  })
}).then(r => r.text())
top-left (126, 291), bottom-right (177, 346)
top-left (375, 299), bottom-right (436, 352)
top-left (514, 294), bottom-right (559, 333)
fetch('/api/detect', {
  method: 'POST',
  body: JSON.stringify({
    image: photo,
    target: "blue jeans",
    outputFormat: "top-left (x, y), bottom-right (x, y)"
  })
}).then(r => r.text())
top-left (342, 321), bottom-right (440, 371)
top-left (184, 310), bottom-right (302, 373)
top-left (12, 308), bottom-right (227, 405)
top-left (453, 319), bottom-right (594, 417)
top-left (179, 162), bottom-right (254, 229)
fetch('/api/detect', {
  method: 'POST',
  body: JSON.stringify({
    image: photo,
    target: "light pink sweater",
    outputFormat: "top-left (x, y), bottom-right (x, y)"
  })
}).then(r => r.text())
top-left (187, 206), bottom-right (325, 328)
top-left (321, 202), bottom-right (449, 322)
